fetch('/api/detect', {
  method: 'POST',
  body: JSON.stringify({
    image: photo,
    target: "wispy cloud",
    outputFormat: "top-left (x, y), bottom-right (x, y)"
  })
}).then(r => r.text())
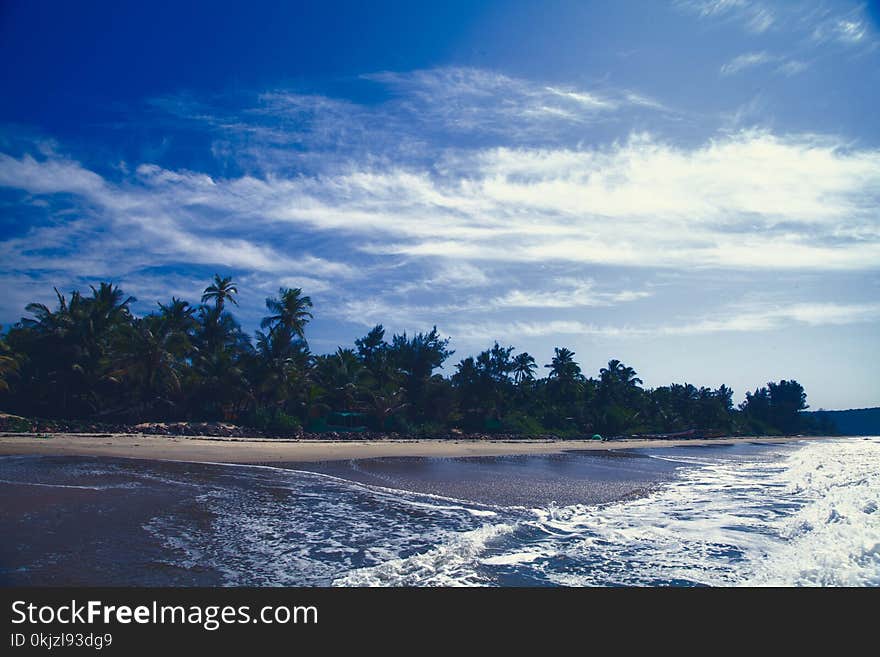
top-left (145, 67), bottom-right (673, 172)
top-left (720, 51), bottom-right (776, 75)
top-left (3, 127), bottom-right (879, 299)
top-left (363, 67), bottom-right (622, 129)
top-left (489, 279), bottom-right (651, 309)
top-left (664, 301), bottom-right (880, 334)
top-left (775, 59), bottom-right (809, 75)
top-left (2, 66), bottom-right (879, 356)
top-left (680, 0), bottom-right (878, 51)
top-left (449, 301), bottom-right (880, 342)
top-left (0, 149), bottom-right (356, 320)
top-left (811, 11), bottom-right (873, 47)
top-left (675, 0), bottom-right (775, 33)
top-left (720, 51), bottom-right (809, 76)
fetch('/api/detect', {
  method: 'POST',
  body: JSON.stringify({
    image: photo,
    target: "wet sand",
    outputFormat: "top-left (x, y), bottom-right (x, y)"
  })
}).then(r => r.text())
top-left (0, 450), bottom-right (690, 584)
top-left (301, 450), bottom-right (681, 507)
top-left (0, 439), bottom-right (834, 585)
top-left (0, 432), bottom-right (825, 464)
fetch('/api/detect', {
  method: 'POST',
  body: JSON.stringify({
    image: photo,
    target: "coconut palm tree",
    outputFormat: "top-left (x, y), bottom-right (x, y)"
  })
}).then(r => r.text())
top-left (313, 348), bottom-right (364, 412)
top-left (545, 347), bottom-right (581, 381)
top-left (22, 288), bottom-right (72, 335)
top-left (187, 347), bottom-right (250, 420)
top-left (251, 326), bottom-right (307, 410)
top-left (599, 359), bottom-right (642, 388)
top-left (19, 283), bottom-right (135, 417)
top-left (201, 275), bottom-right (239, 312)
top-left (599, 359), bottom-right (643, 406)
top-left (261, 287), bottom-right (313, 340)
top-left (2, 279), bottom-right (760, 437)
top-left (512, 352), bottom-right (537, 385)
top-left (110, 316), bottom-right (184, 417)
top-left (88, 282), bottom-right (136, 330)
top-left (158, 297), bottom-right (197, 333)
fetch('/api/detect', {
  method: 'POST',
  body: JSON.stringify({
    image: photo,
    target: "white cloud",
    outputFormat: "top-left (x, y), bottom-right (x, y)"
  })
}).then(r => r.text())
top-left (0, 153), bottom-right (107, 197)
top-left (489, 279), bottom-right (651, 309)
top-left (0, 153), bottom-right (355, 282)
top-left (835, 19), bottom-right (867, 43)
top-left (545, 87), bottom-right (615, 110)
top-left (663, 301), bottom-right (880, 334)
top-left (745, 6), bottom-right (775, 33)
top-left (721, 51), bottom-right (774, 75)
top-left (448, 301), bottom-right (880, 342)
top-left (720, 52), bottom-right (808, 76)
top-left (776, 59), bottom-right (809, 76)
top-left (676, 0), bottom-right (775, 33)
top-left (3, 129), bottom-right (879, 284)
top-left (396, 262), bottom-right (491, 294)
top-left (813, 17), bottom-right (870, 46)
top-left (680, 0), bottom-right (877, 49)
top-left (357, 132), bottom-right (880, 270)
top-left (2, 67), bottom-right (879, 348)
top-left (358, 67), bottom-right (647, 137)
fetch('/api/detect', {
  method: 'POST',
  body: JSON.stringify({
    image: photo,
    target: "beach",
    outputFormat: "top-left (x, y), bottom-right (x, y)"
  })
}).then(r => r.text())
top-left (2, 437), bottom-right (877, 586)
top-left (1, 431), bottom-right (871, 588)
top-left (0, 432), bottom-right (825, 464)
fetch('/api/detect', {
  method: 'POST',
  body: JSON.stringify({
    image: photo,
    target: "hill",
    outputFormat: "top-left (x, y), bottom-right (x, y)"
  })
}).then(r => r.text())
top-left (804, 407), bottom-right (880, 436)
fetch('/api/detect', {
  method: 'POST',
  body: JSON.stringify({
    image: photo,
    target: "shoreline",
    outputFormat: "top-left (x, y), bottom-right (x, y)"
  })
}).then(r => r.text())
top-left (0, 432), bottom-right (834, 464)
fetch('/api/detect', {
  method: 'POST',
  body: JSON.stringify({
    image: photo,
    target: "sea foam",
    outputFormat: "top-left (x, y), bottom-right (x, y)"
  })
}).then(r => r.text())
top-left (334, 438), bottom-right (880, 586)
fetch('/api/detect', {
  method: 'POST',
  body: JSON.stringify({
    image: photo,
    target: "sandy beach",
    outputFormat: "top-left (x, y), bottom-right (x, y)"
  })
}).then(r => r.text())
top-left (3, 435), bottom-right (873, 586)
top-left (0, 432), bottom-right (826, 464)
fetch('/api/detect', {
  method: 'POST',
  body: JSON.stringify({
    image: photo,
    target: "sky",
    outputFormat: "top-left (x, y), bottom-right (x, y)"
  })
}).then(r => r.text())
top-left (1, 0), bottom-right (879, 410)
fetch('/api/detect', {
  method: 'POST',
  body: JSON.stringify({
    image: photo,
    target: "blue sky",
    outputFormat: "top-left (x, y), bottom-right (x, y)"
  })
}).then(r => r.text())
top-left (1, 0), bottom-right (879, 409)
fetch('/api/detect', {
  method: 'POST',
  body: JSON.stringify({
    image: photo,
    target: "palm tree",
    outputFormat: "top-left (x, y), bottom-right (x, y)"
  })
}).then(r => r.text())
top-left (599, 359), bottom-right (642, 387)
top-left (545, 347), bottom-right (581, 381)
top-left (20, 283), bottom-right (135, 417)
top-left (201, 275), bottom-right (239, 312)
top-left (512, 352), bottom-right (537, 384)
top-left (4, 279), bottom-right (754, 437)
top-left (22, 288), bottom-right (72, 335)
top-left (88, 282), bottom-right (136, 330)
top-left (599, 359), bottom-right (643, 401)
top-left (261, 287), bottom-right (313, 339)
top-left (110, 316), bottom-right (183, 417)
top-left (314, 348), bottom-right (364, 412)
top-left (252, 326), bottom-right (305, 410)
top-left (158, 297), bottom-right (197, 333)
top-left (188, 348), bottom-right (250, 420)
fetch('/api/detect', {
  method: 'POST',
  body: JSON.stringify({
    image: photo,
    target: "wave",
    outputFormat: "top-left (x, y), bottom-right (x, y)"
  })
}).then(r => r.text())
top-left (333, 523), bottom-right (517, 587)
top-left (741, 438), bottom-right (880, 586)
top-left (335, 439), bottom-right (880, 586)
top-left (7, 441), bottom-right (873, 586)
top-left (0, 478), bottom-right (134, 491)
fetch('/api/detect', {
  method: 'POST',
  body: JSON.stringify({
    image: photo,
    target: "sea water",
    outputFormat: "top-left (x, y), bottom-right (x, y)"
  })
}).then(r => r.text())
top-left (1, 438), bottom-right (877, 586)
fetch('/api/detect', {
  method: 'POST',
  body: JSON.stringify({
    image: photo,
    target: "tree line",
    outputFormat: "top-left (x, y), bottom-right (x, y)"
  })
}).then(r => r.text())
top-left (0, 277), bottom-right (818, 436)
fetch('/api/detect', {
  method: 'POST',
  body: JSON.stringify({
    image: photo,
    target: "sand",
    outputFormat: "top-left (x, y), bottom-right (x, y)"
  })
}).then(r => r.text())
top-left (0, 432), bottom-right (829, 464)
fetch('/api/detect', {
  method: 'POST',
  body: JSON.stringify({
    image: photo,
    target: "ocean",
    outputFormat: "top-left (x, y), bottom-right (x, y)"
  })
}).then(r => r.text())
top-left (1, 438), bottom-right (878, 586)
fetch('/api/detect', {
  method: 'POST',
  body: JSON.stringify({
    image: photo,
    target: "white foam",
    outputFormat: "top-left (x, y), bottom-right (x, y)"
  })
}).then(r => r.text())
top-left (88, 439), bottom-right (880, 586)
top-left (169, 458), bottom-right (500, 516)
top-left (479, 438), bottom-right (880, 586)
top-left (332, 523), bottom-right (516, 587)
top-left (334, 438), bottom-right (880, 586)
top-left (0, 478), bottom-right (109, 490)
top-left (741, 438), bottom-right (880, 586)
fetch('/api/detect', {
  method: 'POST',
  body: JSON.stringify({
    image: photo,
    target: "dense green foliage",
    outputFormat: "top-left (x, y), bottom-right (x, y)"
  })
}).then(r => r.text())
top-left (0, 278), bottom-right (817, 436)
